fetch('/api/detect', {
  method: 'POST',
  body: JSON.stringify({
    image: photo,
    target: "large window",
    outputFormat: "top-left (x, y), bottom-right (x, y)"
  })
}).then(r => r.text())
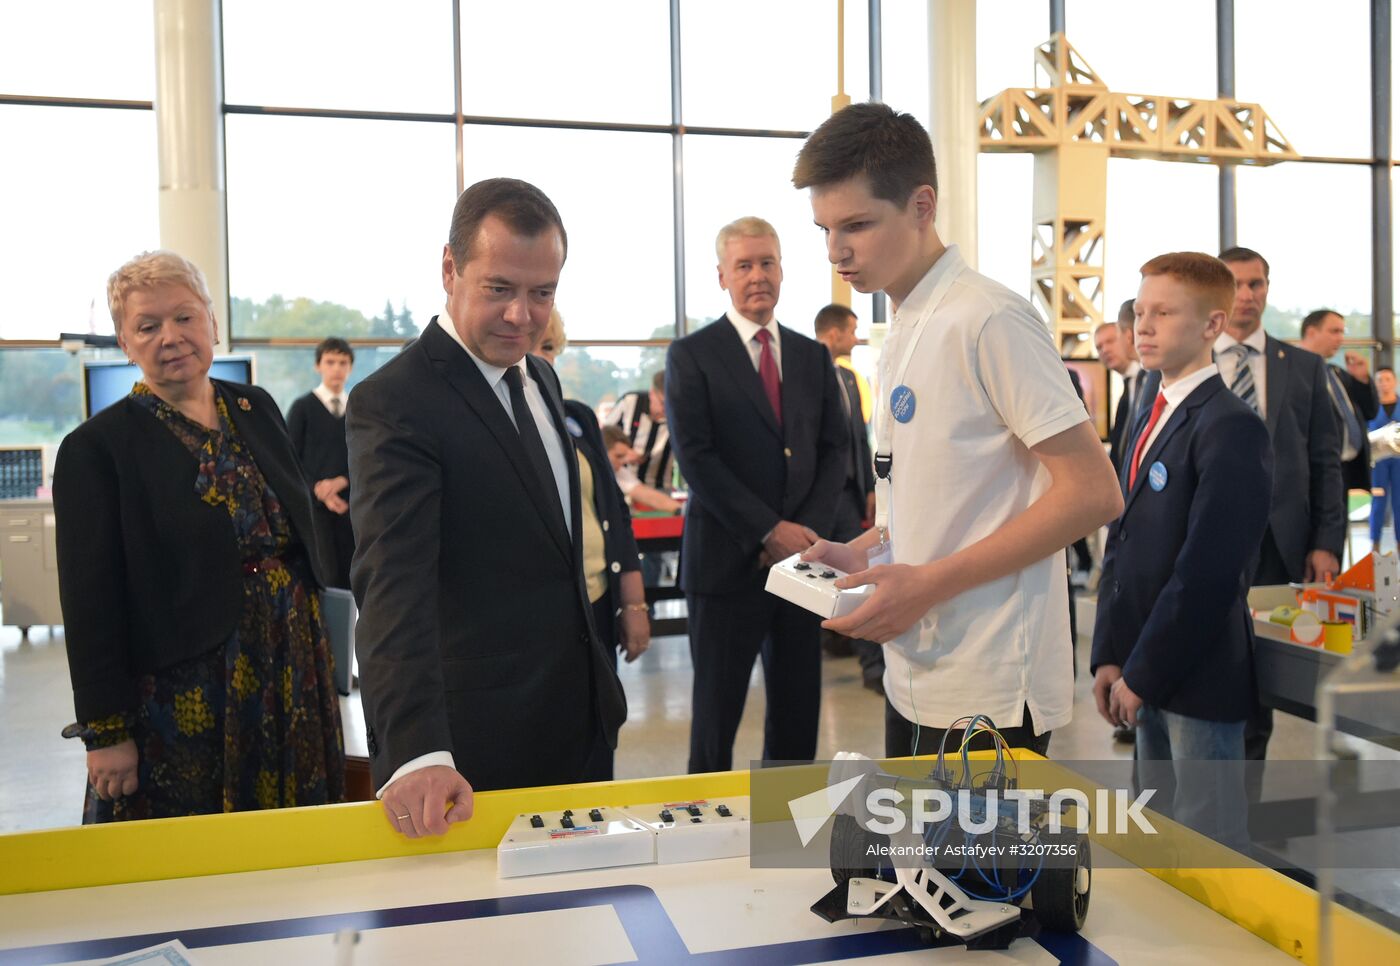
top-left (6, 0), bottom-right (1399, 454)
top-left (683, 134), bottom-right (871, 341)
top-left (1237, 161), bottom-right (1373, 338)
top-left (1104, 157), bottom-right (1218, 311)
top-left (0, 1), bottom-right (154, 101)
top-left (679, 0), bottom-right (835, 131)
top-left (1066, 0), bottom-right (1216, 97)
top-left (1237, 0), bottom-right (1371, 160)
top-left (460, 1), bottom-right (671, 123)
top-left (0, 106), bottom-right (159, 340)
top-left (225, 114), bottom-right (456, 339)
top-left (223, 1), bottom-right (454, 114)
top-left (458, 126), bottom-right (676, 341)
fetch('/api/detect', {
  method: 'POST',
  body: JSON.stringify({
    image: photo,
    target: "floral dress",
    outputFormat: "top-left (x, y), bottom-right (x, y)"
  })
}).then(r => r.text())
top-left (79, 385), bottom-right (345, 821)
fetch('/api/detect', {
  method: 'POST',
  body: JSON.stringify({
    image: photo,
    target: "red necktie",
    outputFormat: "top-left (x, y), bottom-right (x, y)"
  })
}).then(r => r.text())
top-left (755, 328), bottom-right (782, 426)
top-left (1129, 392), bottom-right (1169, 489)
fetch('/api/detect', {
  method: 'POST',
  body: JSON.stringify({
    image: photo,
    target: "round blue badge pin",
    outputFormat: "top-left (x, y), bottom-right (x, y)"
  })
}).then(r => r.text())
top-left (1148, 461), bottom-right (1168, 492)
top-left (564, 415), bottom-right (584, 438)
top-left (890, 385), bottom-right (917, 423)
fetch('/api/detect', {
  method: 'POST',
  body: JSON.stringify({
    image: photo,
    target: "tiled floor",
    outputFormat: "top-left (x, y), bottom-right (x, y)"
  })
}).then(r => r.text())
top-left (0, 597), bottom-right (1323, 835)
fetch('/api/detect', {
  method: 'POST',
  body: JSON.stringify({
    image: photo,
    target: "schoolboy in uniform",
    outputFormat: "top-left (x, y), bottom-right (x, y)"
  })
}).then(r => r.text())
top-left (287, 337), bottom-right (356, 588)
top-left (1091, 253), bottom-right (1271, 845)
top-left (793, 102), bottom-right (1123, 756)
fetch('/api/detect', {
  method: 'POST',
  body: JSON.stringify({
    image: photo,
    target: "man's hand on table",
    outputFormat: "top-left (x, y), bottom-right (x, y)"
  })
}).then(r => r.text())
top-left (381, 764), bottom-right (474, 838)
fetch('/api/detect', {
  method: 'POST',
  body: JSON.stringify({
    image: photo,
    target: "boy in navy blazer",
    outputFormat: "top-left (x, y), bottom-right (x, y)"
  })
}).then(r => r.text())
top-left (1091, 252), bottom-right (1272, 847)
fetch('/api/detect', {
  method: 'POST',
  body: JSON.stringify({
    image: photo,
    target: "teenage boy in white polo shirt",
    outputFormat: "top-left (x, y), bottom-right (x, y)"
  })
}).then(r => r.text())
top-left (793, 103), bottom-right (1124, 757)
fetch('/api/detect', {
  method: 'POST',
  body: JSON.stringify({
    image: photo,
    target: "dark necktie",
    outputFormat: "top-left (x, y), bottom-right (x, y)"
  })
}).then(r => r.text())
top-left (1224, 343), bottom-right (1261, 417)
top-left (755, 328), bottom-right (782, 426)
top-left (329, 397), bottom-right (342, 418)
top-left (503, 365), bottom-right (567, 537)
top-left (1325, 367), bottom-right (1363, 460)
top-left (1130, 392), bottom-right (1169, 490)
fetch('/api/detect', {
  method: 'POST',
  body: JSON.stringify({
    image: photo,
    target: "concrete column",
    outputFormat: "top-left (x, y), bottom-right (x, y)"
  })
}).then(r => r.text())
top-left (153, 0), bottom-right (229, 348)
top-left (928, 0), bottom-right (978, 267)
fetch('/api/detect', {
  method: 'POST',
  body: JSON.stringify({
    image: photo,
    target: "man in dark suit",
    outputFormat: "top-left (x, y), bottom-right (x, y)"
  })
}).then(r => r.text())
top-left (1092, 252), bottom-right (1271, 847)
top-left (1217, 247), bottom-right (1343, 773)
top-left (348, 178), bottom-right (626, 838)
top-left (287, 337), bottom-right (356, 588)
top-left (813, 302), bottom-right (883, 693)
top-left (666, 217), bottom-right (847, 773)
top-left (1299, 308), bottom-right (1379, 499)
top-left (1096, 300), bottom-right (1148, 475)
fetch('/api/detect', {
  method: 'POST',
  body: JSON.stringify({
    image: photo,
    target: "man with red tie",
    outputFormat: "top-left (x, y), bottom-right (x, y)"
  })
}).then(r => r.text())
top-left (665, 216), bottom-right (848, 773)
top-left (1091, 252), bottom-right (1272, 846)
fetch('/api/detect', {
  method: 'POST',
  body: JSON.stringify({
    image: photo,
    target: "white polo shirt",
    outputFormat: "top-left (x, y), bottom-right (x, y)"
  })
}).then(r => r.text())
top-left (878, 245), bottom-right (1087, 735)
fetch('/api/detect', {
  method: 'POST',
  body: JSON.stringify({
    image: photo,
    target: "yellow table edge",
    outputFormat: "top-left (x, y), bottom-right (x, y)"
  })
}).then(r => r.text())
top-left (2, 757), bottom-right (1394, 966)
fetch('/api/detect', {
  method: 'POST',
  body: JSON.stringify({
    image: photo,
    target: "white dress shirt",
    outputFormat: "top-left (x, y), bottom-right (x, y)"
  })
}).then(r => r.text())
top-left (378, 312), bottom-right (575, 798)
top-left (728, 308), bottom-right (783, 377)
top-left (1214, 325), bottom-right (1268, 417)
top-left (312, 382), bottom-right (347, 417)
top-left (1135, 364), bottom-right (1220, 463)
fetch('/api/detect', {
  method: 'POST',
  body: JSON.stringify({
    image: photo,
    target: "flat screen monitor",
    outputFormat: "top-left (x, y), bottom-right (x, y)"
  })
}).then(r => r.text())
top-left (83, 356), bottom-right (256, 419)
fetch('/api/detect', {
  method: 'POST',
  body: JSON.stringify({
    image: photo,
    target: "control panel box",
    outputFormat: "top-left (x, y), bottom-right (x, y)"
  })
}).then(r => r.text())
top-left (619, 797), bottom-right (750, 865)
top-left (497, 807), bottom-right (654, 879)
top-left (765, 553), bottom-right (873, 619)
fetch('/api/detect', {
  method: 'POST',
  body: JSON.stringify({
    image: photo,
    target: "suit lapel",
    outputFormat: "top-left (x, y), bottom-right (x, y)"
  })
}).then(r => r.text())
top-left (1122, 378), bottom-right (1222, 514)
top-left (1264, 335), bottom-right (1288, 439)
top-left (714, 314), bottom-right (782, 440)
top-left (420, 322), bottom-right (572, 564)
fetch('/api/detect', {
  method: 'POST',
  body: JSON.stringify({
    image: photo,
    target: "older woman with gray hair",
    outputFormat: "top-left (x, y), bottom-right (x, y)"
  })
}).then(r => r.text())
top-left (53, 250), bottom-right (345, 822)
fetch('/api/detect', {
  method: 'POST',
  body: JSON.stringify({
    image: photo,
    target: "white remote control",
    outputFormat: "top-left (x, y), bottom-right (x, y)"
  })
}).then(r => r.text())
top-left (764, 552), bottom-right (874, 618)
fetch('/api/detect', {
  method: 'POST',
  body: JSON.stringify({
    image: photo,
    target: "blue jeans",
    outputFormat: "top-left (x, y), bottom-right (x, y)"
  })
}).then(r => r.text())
top-left (1135, 704), bottom-right (1248, 852)
top-left (1370, 457), bottom-right (1400, 544)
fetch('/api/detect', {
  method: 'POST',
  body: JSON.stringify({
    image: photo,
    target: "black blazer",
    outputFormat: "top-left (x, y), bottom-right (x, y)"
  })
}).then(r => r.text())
top-left (1330, 364), bottom-right (1380, 492)
top-left (836, 364), bottom-right (874, 499)
top-left (1259, 336), bottom-right (1345, 573)
top-left (53, 380), bottom-right (327, 722)
top-left (347, 321), bottom-right (627, 791)
top-left (1109, 369), bottom-right (1147, 474)
top-left (564, 397), bottom-right (642, 619)
top-left (665, 314), bottom-right (848, 595)
top-left (1091, 376), bottom-right (1273, 721)
top-left (287, 391), bottom-right (350, 486)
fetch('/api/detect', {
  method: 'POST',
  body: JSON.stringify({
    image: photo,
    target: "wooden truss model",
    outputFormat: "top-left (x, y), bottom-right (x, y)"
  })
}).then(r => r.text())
top-left (978, 34), bottom-right (1298, 351)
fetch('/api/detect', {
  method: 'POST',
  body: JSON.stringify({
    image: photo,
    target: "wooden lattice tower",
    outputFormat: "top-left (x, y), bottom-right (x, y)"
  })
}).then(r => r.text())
top-left (978, 34), bottom-right (1299, 352)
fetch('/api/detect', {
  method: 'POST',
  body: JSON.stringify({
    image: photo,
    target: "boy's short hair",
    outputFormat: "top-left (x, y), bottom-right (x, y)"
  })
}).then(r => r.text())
top-left (792, 102), bottom-right (938, 205)
top-left (316, 336), bottom-right (354, 364)
top-left (1139, 252), bottom-right (1236, 316)
top-left (650, 370), bottom-right (665, 393)
top-left (602, 425), bottom-right (630, 449)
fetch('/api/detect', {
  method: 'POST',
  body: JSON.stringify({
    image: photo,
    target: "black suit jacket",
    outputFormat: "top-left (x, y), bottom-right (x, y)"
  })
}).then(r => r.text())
top-left (835, 363), bottom-right (874, 499)
top-left (1330, 364), bottom-right (1380, 492)
top-left (665, 315), bottom-right (848, 595)
top-left (347, 321), bottom-right (626, 791)
top-left (1108, 369), bottom-right (1146, 474)
top-left (1092, 376), bottom-right (1273, 721)
top-left (1259, 337), bottom-right (1345, 573)
top-left (564, 397), bottom-right (642, 621)
top-left (54, 380), bottom-right (327, 722)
